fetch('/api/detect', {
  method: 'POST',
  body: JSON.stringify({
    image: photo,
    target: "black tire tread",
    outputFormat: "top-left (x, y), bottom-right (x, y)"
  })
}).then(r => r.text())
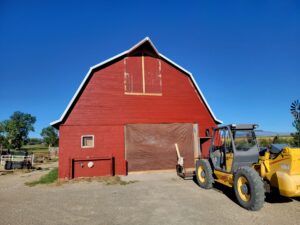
top-left (196, 159), bottom-right (214, 189)
top-left (234, 167), bottom-right (265, 211)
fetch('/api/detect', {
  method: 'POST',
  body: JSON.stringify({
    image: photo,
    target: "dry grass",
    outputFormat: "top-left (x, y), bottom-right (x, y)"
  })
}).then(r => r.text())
top-left (23, 163), bottom-right (138, 187)
top-left (97, 176), bottom-right (138, 185)
top-left (22, 144), bottom-right (48, 153)
top-left (25, 167), bottom-right (137, 187)
top-left (257, 136), bottom-right (293, 147)
top-left (56, 176), bottom-right (138, 186)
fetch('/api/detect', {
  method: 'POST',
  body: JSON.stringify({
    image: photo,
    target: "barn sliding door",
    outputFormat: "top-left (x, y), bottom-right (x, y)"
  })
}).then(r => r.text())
top-left (125, 123), bottom-right (195, 172)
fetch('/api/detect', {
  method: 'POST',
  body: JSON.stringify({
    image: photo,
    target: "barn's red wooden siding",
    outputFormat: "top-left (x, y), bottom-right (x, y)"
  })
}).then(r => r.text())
top-left (60, 125), bottom-right (125, 178)
top-left (58, 56), bottom-right (217, 179)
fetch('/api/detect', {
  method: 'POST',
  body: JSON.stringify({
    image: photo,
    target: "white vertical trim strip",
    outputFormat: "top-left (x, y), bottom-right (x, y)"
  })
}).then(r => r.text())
top-left (142, 54), bottom-right (145, 93)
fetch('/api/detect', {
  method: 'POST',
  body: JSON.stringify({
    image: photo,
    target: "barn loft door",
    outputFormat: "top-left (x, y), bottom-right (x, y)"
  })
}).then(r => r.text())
top-left (124, 123), bottom-right (195, 172)
top-left (124, 54), bottom-right (162, 96)
top-left (124, 56), bottom-right (143, 93)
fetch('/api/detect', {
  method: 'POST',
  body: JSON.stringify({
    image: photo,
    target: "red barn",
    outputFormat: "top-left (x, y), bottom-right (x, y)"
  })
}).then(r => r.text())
top-left (51, 37), bottom-right (222, 179)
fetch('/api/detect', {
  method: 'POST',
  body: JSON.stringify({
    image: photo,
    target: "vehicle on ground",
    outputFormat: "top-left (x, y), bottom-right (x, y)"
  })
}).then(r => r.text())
top-left (195, 124), bottom-right (300, 210)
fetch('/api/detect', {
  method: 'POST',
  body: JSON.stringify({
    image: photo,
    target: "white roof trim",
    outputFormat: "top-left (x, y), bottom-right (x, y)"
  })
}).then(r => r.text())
top-left (50, 37), bottom-right (222, 126)
top-left (159, 53), bottom-right (222, 124)
top-left (127, 37), bottom-right (160, 55)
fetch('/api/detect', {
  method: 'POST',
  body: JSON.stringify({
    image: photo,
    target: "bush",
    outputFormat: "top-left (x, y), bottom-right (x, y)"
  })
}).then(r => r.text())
top-left (257, 137), bottom-right (272, 147)
top-left (257, 136), bottom-right (294, 147)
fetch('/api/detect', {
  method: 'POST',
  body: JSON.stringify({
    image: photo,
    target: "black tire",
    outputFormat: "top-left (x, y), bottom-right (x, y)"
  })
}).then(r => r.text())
top-left (195, 159), bottom-right (214, 189)
top-left (234, 167), bottom-right (265, 211)
top-left (5, 161), bottom-right (12, 170)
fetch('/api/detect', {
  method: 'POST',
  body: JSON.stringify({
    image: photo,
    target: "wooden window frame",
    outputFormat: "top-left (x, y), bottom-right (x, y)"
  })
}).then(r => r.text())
top-left (81, 135), bottom-right (95, 148)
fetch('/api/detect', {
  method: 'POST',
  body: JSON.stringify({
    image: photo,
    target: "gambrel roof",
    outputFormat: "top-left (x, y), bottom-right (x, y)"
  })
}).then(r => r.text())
top-left (51, 37), bottom-right (222, 128)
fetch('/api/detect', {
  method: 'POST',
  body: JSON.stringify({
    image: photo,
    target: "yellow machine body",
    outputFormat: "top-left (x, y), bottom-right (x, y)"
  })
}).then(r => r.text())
top-left (213, 153), bottom-right (234, 187)
top-left (213, 147), bottom-right (300, 197)
top-left (255, 147), bottom-right (300, 197)
top-left (214, 170), bottom-right (233, 187)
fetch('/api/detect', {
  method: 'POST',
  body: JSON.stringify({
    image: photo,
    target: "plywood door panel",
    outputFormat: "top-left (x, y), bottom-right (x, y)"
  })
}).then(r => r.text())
top-left (144, 56), bottom-right (162, 94)
top-left (124, 56), bottom-right (143, 93)
top-left (125, 123), bottom-right (194, 171)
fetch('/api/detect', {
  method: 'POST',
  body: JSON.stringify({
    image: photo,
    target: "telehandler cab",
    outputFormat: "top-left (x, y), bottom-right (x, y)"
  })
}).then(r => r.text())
top-left (195, 124), bottom-right (300, 210)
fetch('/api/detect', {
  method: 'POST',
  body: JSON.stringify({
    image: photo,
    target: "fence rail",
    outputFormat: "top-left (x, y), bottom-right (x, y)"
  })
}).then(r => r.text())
top-left (0, 155), bottom-right (35, 166)
top-left (49, 147), bottom-right (59, 158)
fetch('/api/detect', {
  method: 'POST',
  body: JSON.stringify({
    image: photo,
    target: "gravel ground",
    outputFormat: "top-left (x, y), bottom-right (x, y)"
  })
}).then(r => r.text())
top-left (0, 162), bottom-right (299, 225)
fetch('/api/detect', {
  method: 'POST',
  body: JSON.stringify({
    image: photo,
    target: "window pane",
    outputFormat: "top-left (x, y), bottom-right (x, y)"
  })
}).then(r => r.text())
top-left (213, 128), bottom-right (231, 148)
top-left (233, 130), bottom-right (256, 151)
top-left (82, 136), bottom-right (94, 147)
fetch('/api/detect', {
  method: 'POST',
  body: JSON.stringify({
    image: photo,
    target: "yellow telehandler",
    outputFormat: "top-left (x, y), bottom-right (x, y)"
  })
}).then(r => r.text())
top-left (195, 124), bottom-right (300, 210)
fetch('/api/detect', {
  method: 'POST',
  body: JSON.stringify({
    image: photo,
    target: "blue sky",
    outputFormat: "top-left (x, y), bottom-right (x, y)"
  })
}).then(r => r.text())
top-left (0, 0), bottom-right (299, 137)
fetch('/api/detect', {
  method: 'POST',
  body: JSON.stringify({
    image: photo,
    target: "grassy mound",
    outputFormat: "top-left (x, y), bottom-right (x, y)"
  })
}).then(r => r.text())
top-left (26, 167), bottom-right (58, 186)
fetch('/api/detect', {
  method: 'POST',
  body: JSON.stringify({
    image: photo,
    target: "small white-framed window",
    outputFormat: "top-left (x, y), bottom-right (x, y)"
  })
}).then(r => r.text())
top-left (81, 135), bottom-right (94, 148)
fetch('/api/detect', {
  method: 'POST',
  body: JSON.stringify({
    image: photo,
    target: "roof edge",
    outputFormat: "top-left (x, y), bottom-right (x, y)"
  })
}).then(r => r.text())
top-left (159, 53), bottom-right (222, 124)
top-left (50, 37), bottom-right (222, 127)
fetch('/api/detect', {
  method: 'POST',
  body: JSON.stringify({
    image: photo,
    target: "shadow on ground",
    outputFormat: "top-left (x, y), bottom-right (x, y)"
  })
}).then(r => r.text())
top-left (192, 176), bottom-right (238, 204)
top-left (192, 176), bottom-right (297, 205)
top-left (265, 192), bottom-right (293, 204)
top-left (292, 197), bottom-right (300, 202)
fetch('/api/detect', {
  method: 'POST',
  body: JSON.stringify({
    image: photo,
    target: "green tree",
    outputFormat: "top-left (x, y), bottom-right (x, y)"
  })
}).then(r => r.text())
top-left (2, 111), bottom-right (36, 149)
top-left (41, 126), bottom-right (58, 147)
top-left (28, 138), bottom-right (43, 145)
top-left (0, 122), bottom-right (8, 150)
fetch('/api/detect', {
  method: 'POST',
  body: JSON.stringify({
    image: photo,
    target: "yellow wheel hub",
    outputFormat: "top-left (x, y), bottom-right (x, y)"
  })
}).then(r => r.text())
top-left (198, 166), bottom-right (206, 183)
top-left (237, 176), bottom-right (250, 202)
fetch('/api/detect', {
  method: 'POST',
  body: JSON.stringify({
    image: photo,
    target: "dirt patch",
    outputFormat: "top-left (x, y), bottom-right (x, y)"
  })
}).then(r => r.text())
top-left (0, 163), bottom-right (299, 225)
top-left (56, 176), bottom-right (138, 186)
